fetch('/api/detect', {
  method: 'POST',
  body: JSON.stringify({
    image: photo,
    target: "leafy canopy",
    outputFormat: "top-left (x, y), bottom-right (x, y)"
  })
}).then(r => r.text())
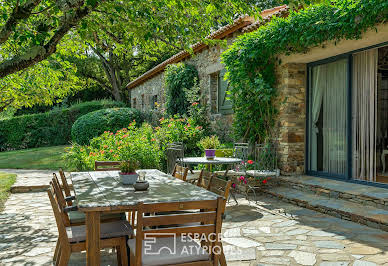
top-left (222, 0), bottom-right (388, 143)
top-left (0, 0), bottom-right (259, 110)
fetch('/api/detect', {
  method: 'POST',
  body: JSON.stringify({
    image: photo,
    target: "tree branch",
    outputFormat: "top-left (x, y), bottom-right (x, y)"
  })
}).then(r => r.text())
top-left (31, 4), bottom-right (54, 15)
top-left (154, 36), bottom-right (183, 50)
top-left (0, 2), bottom-right (104, 78)
top-left (84, 73), bottom-right (112, 92)
top-left (0, 0), bottom-right (42, 44)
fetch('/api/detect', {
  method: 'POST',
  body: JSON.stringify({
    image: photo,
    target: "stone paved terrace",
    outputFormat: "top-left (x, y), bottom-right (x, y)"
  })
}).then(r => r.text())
top-left (1, 189), bottom-right (388, 265)
top-left (0, 169), bottom-right (71, 193)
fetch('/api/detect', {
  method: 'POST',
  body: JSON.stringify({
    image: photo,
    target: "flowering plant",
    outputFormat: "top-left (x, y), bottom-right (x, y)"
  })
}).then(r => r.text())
top-left (64, 116), bottom-right (207, 171)
top-left (120, 160), bottom-right (139, 174)
top-left (231, 175), bottom-right (270, 189)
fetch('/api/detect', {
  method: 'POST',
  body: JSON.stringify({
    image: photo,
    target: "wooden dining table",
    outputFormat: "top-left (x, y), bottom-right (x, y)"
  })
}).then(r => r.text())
top-left (70, 169), bottom-right (219, 266)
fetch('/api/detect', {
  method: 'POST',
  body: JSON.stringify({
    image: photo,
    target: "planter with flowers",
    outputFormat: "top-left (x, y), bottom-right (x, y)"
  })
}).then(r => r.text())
top-left (119, 160), bottom-right (140, 185)
top-left (198, 135), bottom-right (220, 160)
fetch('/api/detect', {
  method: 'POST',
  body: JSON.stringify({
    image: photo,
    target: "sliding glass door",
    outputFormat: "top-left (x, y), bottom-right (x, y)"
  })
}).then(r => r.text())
top-left (307, 58), bottom-right (349, 177)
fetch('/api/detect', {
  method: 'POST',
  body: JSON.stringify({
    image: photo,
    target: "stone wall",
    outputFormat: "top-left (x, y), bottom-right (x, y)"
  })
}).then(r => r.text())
top-left (130, 74), bottom-right (165, 111)
top-left (274, 63), bottom-right (306, 175)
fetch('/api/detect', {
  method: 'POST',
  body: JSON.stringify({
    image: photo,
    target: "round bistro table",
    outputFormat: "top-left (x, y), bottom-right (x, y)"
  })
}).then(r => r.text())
top-left (180, 156), bottom-right (242, 166)
top-left (178, 157), bottom-right (242, 204)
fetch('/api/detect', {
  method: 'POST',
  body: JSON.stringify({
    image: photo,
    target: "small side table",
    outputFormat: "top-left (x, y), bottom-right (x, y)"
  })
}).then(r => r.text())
top-left (382, 150), bottom-right (388, 173)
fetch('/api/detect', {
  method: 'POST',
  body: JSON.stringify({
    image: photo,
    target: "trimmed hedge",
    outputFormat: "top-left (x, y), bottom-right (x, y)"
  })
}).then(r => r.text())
top-left (71, 108), bottom-right (143, 145)
top-left (0, 100), bottom-right (126, 151)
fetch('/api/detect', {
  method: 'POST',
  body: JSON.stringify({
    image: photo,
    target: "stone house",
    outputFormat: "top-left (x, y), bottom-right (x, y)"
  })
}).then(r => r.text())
top-left (127, 4), bottom-right (388, 185)
top-left (276, 21), bottom-right (388, 185)
top-left (126, 5), bottom-right (289, 129)
top-left (126, 3), bottom-right (388, 233)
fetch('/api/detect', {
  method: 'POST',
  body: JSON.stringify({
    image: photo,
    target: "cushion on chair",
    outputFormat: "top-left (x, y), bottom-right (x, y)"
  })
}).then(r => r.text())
top-left (68, 211), bottom-right (126, 224)
top-left (246, 170), bottom-right (277, 177)
top-left (127, 236), bottom-right (210, 266)
top-left (67, 220), bottom-right (133, 243)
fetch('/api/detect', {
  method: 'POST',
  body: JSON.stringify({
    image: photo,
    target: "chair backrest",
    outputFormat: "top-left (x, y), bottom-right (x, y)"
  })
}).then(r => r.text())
top-left (233, 143), bottom-right (249, 161)
top-left (197, 169), bottom-right (213, 188)
top-left (58, 169), bottom-right (72, 205)
top-left (47, 187), bottom-right (70, 247)
top-left (51, 176), bottom-right (71, 226)
top-left (206, 176), bottom-right (232, 214)
top-left (254, 143), bottom-right (277, 171)
top-left (166, 147), bottom-right (184, 174)
top-left (172, 164), bottom-right (188, 181)
top-left (134, 198), bottom-right (223, 266)
top-left (94, 161), bottom-right (121, 171)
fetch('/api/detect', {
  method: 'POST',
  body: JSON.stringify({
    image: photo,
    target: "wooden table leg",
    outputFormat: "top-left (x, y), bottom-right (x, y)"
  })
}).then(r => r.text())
top-left (86, 211), bottom-right (100, 266)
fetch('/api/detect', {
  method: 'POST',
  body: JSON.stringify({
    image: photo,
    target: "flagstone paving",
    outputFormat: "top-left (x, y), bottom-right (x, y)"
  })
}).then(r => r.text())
top-left (1, 192), bottom-right (388, 265)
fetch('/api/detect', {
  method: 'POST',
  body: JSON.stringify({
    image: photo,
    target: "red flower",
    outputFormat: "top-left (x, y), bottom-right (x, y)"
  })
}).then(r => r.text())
top-left (247, 160), bottom-right (254, 164)
top-left (244, 180), bottom-right (247, 184)
top-left (232, 183), bottom-right (236, 188)
top-left (151, 138), bottom-right (156, 141)
top-left (262, 179), bottom-right (268, 184)
top-left (192, 102), bottom-right (199, 106)
top-left (109, 149), bottom-right (113, 153)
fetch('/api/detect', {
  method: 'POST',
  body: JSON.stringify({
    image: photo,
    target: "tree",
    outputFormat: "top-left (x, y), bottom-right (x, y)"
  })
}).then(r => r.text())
top-left (0, 0), bottom-right (261, 110)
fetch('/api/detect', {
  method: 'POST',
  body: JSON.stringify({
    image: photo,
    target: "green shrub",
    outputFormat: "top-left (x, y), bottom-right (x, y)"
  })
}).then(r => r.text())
top-left (64, 117), bottom-right (206, 171)
top-left (0, 100), bottom-right (125, 151)
top-left (64, 123), bottom-right (163, 170)
top-left (71, 108), bottom-right (143, 145)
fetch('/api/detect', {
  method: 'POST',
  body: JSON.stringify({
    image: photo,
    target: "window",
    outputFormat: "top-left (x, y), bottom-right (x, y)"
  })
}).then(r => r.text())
top-left (141, 94), bottom-right (144, 109)
top-left (150, 95), bottom-right (158, 109)
top-left (132, 98), bottom-right (137, 109)
top-left (218, 69), bottom-right (233, 114)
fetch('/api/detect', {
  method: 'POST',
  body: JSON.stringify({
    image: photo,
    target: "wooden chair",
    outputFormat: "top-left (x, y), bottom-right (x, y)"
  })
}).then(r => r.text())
top-left (58, 168), bottom-right (72, 199)
top-left (128, 198), bottom-right (224, 266)
top-left (53, 173), bottom-right (74, 207)
top-left (197, 174), bottom-right (231, 266)
top-left (172, 164), bottom-right (188, 181)
top-left (50, 177), bottom-right (124, 226)
top-left (196, 169), bottom-right (213, 189)
top-left (47, 187), bottom-right (132, 266)
top-left (95, 161), bottom-right (122, 171)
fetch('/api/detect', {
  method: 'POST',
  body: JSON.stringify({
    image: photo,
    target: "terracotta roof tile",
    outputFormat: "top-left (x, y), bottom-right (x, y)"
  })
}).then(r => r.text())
top-left (242, 5), bottom-right (289, 33)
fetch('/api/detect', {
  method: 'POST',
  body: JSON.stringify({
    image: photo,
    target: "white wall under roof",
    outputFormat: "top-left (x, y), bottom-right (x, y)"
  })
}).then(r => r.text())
top-left (280, 23), bottom-right (388, 64)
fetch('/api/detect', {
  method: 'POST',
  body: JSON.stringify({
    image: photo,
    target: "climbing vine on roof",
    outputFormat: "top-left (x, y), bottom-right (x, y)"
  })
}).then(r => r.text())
top-left (221, 0), bottom-right (388, 143)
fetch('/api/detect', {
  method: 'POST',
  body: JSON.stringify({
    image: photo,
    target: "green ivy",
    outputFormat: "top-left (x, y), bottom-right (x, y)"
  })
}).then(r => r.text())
top-left (164, 63), bottom-right (198, 116)
top-left (222, 0), bottom-right (388, 143)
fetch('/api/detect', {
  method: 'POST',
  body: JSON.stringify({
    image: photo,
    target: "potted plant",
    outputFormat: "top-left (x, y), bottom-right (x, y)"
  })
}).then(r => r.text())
top-left (119, 160), bottom-right (139, 185)
top-left (198, 135), bottom-right (220, 160)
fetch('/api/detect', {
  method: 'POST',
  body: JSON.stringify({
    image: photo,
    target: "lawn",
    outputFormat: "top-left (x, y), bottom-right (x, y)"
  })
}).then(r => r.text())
top-left (0, 172), bottom-right (16, 211)
top-left (0, 145), bottom-right (69, 170)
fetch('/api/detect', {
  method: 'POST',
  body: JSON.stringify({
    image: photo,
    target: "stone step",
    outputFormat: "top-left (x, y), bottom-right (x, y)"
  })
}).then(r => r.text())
top-left (278, 175), bottom-right (388, 210)
top-left (264, 186), bottom-right (388, 232)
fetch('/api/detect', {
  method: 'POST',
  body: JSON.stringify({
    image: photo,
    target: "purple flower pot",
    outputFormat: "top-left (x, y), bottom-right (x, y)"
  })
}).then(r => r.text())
top-left (205, 149), bottom-right (216, 160)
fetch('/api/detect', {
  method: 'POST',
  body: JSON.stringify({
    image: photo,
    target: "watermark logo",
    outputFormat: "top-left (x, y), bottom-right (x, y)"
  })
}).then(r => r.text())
top-left (144, 233), bottom-right (177, 255)
top-left (143, 233), bottom-right (230, 256)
